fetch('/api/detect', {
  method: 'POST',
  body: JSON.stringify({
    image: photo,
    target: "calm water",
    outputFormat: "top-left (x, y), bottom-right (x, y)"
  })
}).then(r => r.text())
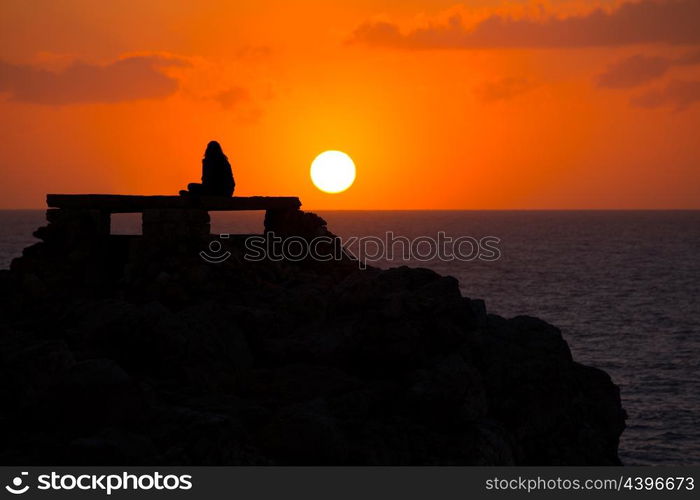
top-left (2, 210), bottom-right (699, 465)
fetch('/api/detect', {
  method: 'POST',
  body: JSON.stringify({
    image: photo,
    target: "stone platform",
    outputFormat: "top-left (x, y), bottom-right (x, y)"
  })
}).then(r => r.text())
top-left (44, 194), bottom-right (306, 239)
top-left (46, 194), bottom-right (301, 212)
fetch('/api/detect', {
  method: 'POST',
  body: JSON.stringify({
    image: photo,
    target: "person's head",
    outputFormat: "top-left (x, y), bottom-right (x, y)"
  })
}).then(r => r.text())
top-left (204, 140), bottom-right (226, 159)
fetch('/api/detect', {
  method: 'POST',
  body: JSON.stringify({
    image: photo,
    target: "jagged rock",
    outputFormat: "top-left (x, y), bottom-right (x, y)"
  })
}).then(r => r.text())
top-left (260, 399), bottom-right (347, 463)
top-left (0, 211), bottom-right (626, 465)
top-left (28, 358), bottom-right (150, 432)
top-left (67, 428), bottom-right (159, 465)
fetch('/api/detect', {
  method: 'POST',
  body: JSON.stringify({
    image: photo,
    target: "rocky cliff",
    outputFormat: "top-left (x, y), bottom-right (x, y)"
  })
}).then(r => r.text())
top-left (0, 210), bottom-right (626, 465)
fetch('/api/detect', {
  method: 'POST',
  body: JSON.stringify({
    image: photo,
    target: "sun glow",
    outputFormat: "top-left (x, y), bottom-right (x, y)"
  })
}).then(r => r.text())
top-left (310, 150), bottom-right (356, 194)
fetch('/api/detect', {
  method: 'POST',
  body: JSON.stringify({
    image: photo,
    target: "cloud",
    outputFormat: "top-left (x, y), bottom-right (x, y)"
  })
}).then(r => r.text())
top-left (596, 50), bottom-right (700, 88)
top-left (676, 50), bottom-right (700, 65)
top-left (0, 55), bottom-right (186, 105)
top-left (351, 0), bottom-right (700, 49)
top-left (214, 86), bottom-right (250, 110)
top-left (596, 54), bottom-right (672, 88)
top-left (475, 77), bottom-right (534, 102)
top-left (210, 86), bottom-right (261, 122)
top-left (631, 80), bottom-right (700, 110)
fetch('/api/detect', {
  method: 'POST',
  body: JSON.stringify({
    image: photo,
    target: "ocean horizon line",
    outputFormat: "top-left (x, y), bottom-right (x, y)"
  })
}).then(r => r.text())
top-left (1, 207), bottom-right (700, 212)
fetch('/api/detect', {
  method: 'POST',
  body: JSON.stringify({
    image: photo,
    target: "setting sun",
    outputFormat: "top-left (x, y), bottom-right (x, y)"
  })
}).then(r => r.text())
top-left (310, 151), bottom-right (356, 194)
top-left (2, 0), bottom-right (700, 473)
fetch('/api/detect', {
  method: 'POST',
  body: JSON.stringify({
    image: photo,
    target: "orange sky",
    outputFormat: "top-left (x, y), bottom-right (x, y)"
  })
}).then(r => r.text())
top-left (1, 0), bottom-right (699, 209)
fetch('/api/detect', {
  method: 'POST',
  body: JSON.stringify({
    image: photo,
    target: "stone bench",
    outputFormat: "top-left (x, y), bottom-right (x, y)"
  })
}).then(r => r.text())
top-left (45, 194), bottom-right (303, 239)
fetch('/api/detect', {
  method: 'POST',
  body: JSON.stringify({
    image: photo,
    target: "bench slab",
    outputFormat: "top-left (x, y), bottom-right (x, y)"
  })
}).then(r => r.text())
top-left (47, 194), bottom-right (301, 213)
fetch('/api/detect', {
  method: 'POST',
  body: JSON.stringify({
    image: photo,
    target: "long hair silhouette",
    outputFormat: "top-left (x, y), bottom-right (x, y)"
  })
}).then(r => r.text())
top-left (204, 140), bottom-right (227, 161)
top-left (180, 140), bottom-right (235, 196)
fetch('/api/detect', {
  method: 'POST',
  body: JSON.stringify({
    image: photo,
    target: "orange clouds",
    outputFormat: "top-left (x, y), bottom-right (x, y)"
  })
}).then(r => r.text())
top-left (1, 1), bottom-right (699, 210)
top-left (596, 51), bottom-right (700, 88)
top-left (474, 77), bottom-right (534, 102)
top-left (594, 50), bottom-right (700, 110)
top-left (0, 56), bottom-right (187, 105)
top-left (596, 54), bottom-right (672, 88)
top-left (632, 80), bottom-right (700, 111)
top-left (351, 0), bottom-right (700, 49)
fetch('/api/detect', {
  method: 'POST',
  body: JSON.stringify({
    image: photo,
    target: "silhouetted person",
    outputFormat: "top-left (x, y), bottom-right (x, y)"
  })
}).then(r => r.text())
top-left (180, 141), bottom-right (235, 196)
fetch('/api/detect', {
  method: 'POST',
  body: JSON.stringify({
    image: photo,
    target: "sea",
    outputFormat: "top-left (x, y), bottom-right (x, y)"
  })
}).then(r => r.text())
top-left (1, 209), bottom-right (699, 465)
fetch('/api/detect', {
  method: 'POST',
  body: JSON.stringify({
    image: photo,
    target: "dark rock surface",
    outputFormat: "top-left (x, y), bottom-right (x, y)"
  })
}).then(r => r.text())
top-left (0, 210), bottom-right (626, 465)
